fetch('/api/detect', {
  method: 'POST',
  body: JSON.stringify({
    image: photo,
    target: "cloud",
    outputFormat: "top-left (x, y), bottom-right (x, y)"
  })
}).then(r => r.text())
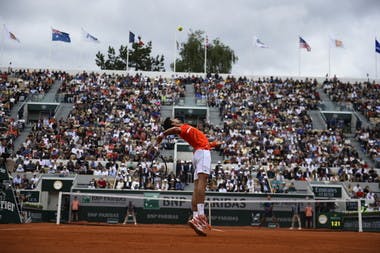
top-left (0, 0), bottom-right (379, 79)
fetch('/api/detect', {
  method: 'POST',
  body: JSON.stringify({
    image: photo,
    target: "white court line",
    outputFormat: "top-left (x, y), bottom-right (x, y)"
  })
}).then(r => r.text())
top-left (211, 228), bottom-right (225, 232)
top-left (0, 228), bottom-right (30, 231)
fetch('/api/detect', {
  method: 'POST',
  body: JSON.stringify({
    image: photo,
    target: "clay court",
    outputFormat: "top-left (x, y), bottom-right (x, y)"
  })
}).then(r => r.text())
top-left (1, 223), bottom-right (379, 253)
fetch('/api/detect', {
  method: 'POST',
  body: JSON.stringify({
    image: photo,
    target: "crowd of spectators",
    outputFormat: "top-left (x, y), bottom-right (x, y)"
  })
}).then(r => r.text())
top-left (1, 71), bottom-right (379, 198)
top-left (322, 76), bottom-right (380, 167)
top-left (356, 127), bottom-right (380, 165)
top-left (9, 72), bottom-right (191, 190)
top-left (16, 72), bottom-right (186, 162)
top-left (197, 76), bottom-right (378, 185)
top-left (323, 76), bottom-right (380, 123)
top-left (1, 69), bottom-right (63, 157)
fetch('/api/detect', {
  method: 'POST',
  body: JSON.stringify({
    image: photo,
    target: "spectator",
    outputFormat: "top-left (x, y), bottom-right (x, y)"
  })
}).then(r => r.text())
top-left (96, 177), bottom-right (107, 188)
top-left (13, 174), bottom-right (22, 189)
top-left (116, 178), bottom-right (125, 190)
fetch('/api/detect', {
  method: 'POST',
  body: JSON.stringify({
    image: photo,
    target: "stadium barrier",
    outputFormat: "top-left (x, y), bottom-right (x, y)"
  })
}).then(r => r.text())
top-left (55, 190), bottom-right (380, 232)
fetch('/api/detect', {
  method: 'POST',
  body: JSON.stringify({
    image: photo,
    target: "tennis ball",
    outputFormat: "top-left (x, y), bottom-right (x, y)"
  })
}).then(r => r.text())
top-left (178, 26), bottom-right (183, 32)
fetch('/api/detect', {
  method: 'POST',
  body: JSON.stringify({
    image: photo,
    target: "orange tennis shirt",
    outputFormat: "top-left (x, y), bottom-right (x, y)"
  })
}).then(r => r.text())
top-left (179, 124), bottom-right (214, 151)
top-left (71, 199), bottom-right (79, 211)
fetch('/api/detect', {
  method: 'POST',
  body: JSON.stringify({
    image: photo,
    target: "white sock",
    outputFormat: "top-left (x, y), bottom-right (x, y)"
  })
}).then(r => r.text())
top-left (193, 211), bottom-right (198, 218)
top-left (197, 204), bottom-right (204, 216)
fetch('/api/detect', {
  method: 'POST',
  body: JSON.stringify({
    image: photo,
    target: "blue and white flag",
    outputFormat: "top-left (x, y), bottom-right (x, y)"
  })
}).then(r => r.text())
top-left (129, 31), bottom-right (135, 43)
top-left (254, 37), bottom-right (269, 48)
top-left (376, 39), bottom-right (380, 54)
top-left (52, 28), bottom-right (71, 43)
top-left (82, 28), bottom-right (99, 43)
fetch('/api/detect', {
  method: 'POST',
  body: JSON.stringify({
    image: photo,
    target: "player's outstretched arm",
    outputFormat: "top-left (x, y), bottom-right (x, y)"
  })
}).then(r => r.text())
top-left (209, 140), bottom-right (224, 149)
top-left (156, 126), bottom-right (181, 145)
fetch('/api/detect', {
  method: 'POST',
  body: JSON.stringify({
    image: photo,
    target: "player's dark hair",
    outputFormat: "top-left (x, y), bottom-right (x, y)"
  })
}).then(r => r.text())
top-left (163, 117), bottom-right (173, 130)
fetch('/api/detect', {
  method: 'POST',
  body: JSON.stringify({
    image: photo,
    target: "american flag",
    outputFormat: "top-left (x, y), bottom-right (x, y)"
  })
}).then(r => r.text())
top-left (299, 37), bottom-right (311, 51)
top-left (9, 31), bottom-right (20, 42)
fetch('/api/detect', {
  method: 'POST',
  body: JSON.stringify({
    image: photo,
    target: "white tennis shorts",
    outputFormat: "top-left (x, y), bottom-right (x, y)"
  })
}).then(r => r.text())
top-left (192, 149), bottom-right (211, 180)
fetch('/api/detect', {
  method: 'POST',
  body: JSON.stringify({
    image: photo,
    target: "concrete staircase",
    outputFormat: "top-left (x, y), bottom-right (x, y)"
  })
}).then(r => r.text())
top-left (40, 80), bottom-right (62, 103)
top-left (55, 103), bottom-right (74, 121)
top-left (208, 107), bottom-right (222, 128)
top-left (315, 87), bottom-right (377, 167)
top-left (317, 87), bottom-right (372, 129)
top-left (12, 125), bottom-right (32, 152)
top-left (308, 110), bottom-right (327, 130)
top-left (161, 105), bottom-right (173, 119)
top-left (317, 87), bottom-right (339, 111)
top-left (345, 134), bottom-right (376, 168)
top-left (184, 84), bottom-right (196, 106)
top-left (11, 80), bottom-right (72, 152)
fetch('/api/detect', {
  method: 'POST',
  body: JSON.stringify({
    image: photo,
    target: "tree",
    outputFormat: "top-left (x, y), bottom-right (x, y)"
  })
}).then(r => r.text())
top-left (95, 41), bottom-right (165, 71)
top-left (95, 46), bottom-right (124, 70)
top-left (174, 30), bottom-right (238, 74)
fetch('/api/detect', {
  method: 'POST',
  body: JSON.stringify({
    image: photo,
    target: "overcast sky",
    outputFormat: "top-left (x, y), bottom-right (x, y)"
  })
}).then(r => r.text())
top-left (0, 0), bottom-right (379, 79)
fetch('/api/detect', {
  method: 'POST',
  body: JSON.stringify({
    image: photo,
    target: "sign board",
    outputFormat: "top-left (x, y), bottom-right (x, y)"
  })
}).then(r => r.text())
top-left (312, 186), bottom-right (342, 198)
top-left (330, 214), bottom-right (343, 229)
top-left (41, 179), bottom-right (73, 192)
top-left (20, 190), bottom-right (40, 203)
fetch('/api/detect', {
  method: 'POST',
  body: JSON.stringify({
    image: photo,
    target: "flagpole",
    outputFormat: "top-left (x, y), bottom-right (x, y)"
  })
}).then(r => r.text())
top-left (79, 44), bottom-right (83, 71)
top-left (375, 52), bottom-right (377, 80)
top-left (298, 41), bottom-right (301, 76)
top-left (126, 45), bottom-right (129, 72)
top-left (251, 38), bottom-right (254, 75)
top-left (204, 33), bottom-right (207, 75)
top-left (376, 37), bottom-right (378, 80)
top-left (173, 29), bottom-right (177, 74)
top-left (0, 25), bottom-right (5, 68)
top-left (49, 27), bottom-right (53, 70)
top-left (49, 42), bottom-right (52, 70)
top-left (328, 39), bottom-right (331, 78)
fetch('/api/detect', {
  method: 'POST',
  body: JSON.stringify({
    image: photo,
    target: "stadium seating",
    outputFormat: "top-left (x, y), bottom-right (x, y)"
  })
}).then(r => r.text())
top-left (0, 69), bottom-right (378, 210)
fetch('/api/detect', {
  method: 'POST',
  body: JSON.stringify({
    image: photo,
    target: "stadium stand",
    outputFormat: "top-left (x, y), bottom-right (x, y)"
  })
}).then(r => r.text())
top-left (0, 68), bottom-right (379, 226)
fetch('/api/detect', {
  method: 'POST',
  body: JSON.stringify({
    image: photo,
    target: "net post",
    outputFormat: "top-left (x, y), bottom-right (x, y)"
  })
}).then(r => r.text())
top-left (208, 200), bottom-right (212, 226)
top-left (357, 199), bottom-right (363, 232)
top-left (56, 191), bottom-right (63, 225)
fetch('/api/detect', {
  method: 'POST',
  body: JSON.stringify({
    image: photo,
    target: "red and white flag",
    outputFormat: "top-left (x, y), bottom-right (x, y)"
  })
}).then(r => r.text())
top-left (3, 25), bottom-right (20, 42)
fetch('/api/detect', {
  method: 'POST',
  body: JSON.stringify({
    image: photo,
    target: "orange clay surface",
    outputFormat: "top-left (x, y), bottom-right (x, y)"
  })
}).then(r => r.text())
top-left (1, 223), bottom-right (380, 253)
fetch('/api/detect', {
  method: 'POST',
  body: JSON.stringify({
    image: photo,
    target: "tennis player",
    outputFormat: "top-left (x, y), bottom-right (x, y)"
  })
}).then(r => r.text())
top-left (156, 117), bottom-right (222, 236)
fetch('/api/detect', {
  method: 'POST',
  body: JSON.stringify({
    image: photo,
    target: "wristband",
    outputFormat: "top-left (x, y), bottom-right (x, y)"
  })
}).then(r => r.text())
top-left (159, 132), bottom-right (165, 138)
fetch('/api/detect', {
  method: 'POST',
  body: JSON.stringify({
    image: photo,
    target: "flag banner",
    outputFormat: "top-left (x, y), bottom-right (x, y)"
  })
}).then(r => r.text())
top-left (129, 31), bottom-right (135, 43)
top-left (334, 39), bottom-right (344, 48)
top-left (255, 37), bottom-right (269, 48)
top-left (52, 28), bottom-right (71, 42)
top-left (3, 25), bottom-right (20, 42)
top-left (138, 36), bottom-right (144, 46)
top-left (376, 39), bottom-right (380, 54)
top-left (330, 36), bottom-right (344, 48)
top-left (299, 36), bottom-right (311, 51)
top-left (82, 28), bottom-right (99, 43)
